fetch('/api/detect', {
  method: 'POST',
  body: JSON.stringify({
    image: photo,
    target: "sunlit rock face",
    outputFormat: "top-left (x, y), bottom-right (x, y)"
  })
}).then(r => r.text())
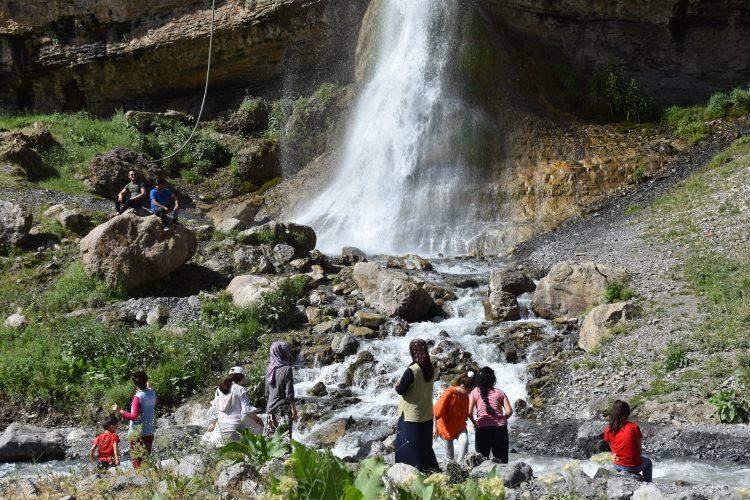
top-left (0, 0), bottom-right (369, 115)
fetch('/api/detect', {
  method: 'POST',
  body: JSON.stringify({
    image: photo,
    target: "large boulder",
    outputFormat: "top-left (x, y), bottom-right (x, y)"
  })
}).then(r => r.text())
top-left (470, 461), bottom-right (534, 487)
top-left (0, 423), bottom-right (66, 462)
top-left (238, 221), bottom-right (316, 255)
top-left (352, 262), bottom-right (434, 322)
top-left (233, 139), bottom-right (281, 186)
top-left (576, 420), bottom-right (609, 457)
top-left (0, 201), bottom-right (32, 246)
top-left (578, 301), bottom-right (634, 352)
top-left (0, 128), bottom-right (50, 180)
top-left (484, 267), bottom-right (534, 321)
top-left (484, 290), bottom-right (521, 321)
top-left (79, 212), bottom-right (198, 289)
top-left (532, 261), bottom-right (624, 319)
top-left (208, 196), bottom-right (263, 226)
top-left (226, 275), bottom-right (278, 308)
top-left (85, 147), bottom-right (162, 199)
top-left (384, 463), bottom-right (419, 491)
top-left (341, 246), bottom-right (367, 265)
top-left (58, 209), bottom-right (90, 235)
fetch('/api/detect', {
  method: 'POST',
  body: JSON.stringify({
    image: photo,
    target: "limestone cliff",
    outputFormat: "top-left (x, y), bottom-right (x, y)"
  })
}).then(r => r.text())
top-left (0, 0), bottom-right (369, 114)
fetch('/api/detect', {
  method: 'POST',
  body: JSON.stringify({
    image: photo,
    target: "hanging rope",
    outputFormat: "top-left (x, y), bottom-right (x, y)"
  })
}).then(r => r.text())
top-left (154, 0), bottom-right (216, 163)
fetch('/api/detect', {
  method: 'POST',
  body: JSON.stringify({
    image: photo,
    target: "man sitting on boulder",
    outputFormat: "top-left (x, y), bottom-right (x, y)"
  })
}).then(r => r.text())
top-left (150, 178), bottom-right (180, 230)
top-left (115, 170), bottom-right (147, 214)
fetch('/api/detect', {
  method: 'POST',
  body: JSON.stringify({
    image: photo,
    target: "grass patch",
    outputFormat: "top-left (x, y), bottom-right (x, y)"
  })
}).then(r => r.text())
top-left (604, 279), bottom-right (635, 303)
top-left (41, 261), bottom-right (126, 314)
top-left (663, 342), bottom-right (690, 372)
top-left (662, 86), bottom-right (750, 144)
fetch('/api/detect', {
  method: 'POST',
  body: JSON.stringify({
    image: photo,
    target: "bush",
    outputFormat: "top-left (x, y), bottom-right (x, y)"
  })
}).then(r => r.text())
top-left (252, 276), bottom-right (307, 332)
top-left (708, 389), bottom-right (749, 424)
top-left (589, 62), bottom-right (655, 123)
top-left (43, 261), bottom-right (126, 314)
top-left (604, 279), bottom-right (635, 303)
top-left (139, 120), bottom-right (230, 176)
top-left (663, 342), bottom-right (690, 371)
top-left (704, 92), bottom-right (731, 120)
top-left (730, 87), bottom-right (750, 115)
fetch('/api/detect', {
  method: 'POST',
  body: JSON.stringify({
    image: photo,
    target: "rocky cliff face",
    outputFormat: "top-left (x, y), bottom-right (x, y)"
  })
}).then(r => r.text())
top-left (480, 0), bottom-right (750, 104)
top-left (0, 0), bottom-right (369, 114)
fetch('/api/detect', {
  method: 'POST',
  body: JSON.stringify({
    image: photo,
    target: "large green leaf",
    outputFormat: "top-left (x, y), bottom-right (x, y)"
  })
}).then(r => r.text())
top-left (353, 457), bottom-right (388, 499)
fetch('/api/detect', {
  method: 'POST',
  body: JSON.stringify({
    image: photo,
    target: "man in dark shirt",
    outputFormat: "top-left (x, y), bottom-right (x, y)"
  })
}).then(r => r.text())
top-left (115, 170), bottom-right (147, 214)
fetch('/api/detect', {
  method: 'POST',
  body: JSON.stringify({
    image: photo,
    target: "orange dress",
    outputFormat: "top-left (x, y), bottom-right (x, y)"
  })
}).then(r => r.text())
top-left (433, 386), bottom-right (470, 440)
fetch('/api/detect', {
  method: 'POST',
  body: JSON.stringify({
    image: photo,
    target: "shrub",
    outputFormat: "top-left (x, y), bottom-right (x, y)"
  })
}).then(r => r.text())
top-left (139, 121), bottom-right (230, 176)
top-left (220, 426), bottom-right (291, 466)
top-left (663, 342), bottom-right (690, 371)
top-left (589, 62), bottom-right (655, 123)
top-left (43, 261), bottom-right (126, 314)
top-left (251, 276), bottom-right (307, 332)
top-left (704, 92), bottom-right (731, 120)
top-left (708, 389), bottom-right (749, 424)
top-left (604, 279), bottom-right (635, 303)
top-left (240, 96), bottom-right (264, 114)
top-left (730, 87), bottom-right (750, 115)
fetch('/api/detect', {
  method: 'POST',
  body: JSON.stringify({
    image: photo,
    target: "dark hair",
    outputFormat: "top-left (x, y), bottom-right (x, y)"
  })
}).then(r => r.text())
top-left (155, 178), bottom-right (166, 185)
top-left (102, 416), bottom-right (118, 430)
top-left (477, 367), bottom-right (497, 415)
top-left (609, 399), bottom-right (631, 435)
top-left (451, 372), bottom-right (476, 390)
top-left (218, 373), bottom-right (245, 395)
top-left (131, 370), bottom-right (148, 390)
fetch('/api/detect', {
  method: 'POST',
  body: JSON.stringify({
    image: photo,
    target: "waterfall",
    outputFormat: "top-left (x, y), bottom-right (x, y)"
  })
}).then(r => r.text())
top-left (292, 0), bottom-right (505, 256)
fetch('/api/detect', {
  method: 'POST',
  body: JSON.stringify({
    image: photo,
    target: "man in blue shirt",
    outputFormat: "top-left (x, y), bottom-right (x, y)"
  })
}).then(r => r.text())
top-left (150, 178), bottom-right (180, 230)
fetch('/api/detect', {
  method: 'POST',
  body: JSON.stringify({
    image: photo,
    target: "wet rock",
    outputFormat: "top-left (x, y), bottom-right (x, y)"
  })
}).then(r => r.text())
top-left (58, 209), bottom-right (90, 234)
top-left (314, 319), bottom-right (338, 335)
top-left (348, 325), bottom-right (378, 339)
top-left (579, 301), bottom-right (634, 352)
top-left (353, 262), bottom-right (434, 321)
top-left (306, 306), bottom-right (325, 325)
top-left (341, 247), bottom-right (367, 265)
top-left (387, 254), bottom-right (432, 271)
top-left (0, 423), bottom-right (66, 462)
top-left (532, 261), bottom-right (624, 319)
top-left (85, 147), bottom-right (163, 199)
top-left (308, 417), bottom-right (355, 448)
top-left (298, 344), bottom-right (335, 366)
top-left (346, 350), bottom-right (375, 385)
top-left (331, 332), bottom-right (359, 356)
top-left (226, 275), bottom-right (277, 307)
top-left (483, 290), bottom-right (521, 321)
top-left (383, 318), bottom-right (409, 337)
top-left (239, 221), bottom-right (316, 255)
top-left (79, 212), bottom-right (197, 290)
top-left (454, 278), bottom-right (480, 288)
top-left (576, 420), bottom-right (608, 457)
top-left (354, 310), bottom-right (386, 329)
top-left (0, 201), bottom-right (32, 246)
top-left (423, 282), bottom-right (458, 302)
top-left (310, 381), bottom-right (328, 397)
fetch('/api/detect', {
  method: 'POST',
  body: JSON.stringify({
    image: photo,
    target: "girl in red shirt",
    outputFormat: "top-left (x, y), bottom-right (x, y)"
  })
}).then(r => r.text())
top-left (604, 400), bottom-right (653, 482)
top-left (433, 372), bottom-right (476, 463)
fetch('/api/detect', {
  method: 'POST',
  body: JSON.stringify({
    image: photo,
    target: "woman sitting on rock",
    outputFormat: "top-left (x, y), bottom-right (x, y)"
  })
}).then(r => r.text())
top-left (265, 341), bottom-right (297, 439)
top-left (394, 338), bottom-right (440, 473)
top-left (112, 370), bottom-right (156, 469)
top-left (604, 400), bottom-right (653, 482)
top-left (205, 366), bottom-right (264, 445)
top-left (433, 371), bottom-right (476, 464)
top-left (469, 366), bottom-right (513, 463)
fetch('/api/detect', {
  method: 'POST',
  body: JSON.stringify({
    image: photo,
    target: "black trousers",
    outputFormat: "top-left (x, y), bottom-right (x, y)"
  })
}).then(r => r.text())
top-left (475, 425), bottom-right (509, 463)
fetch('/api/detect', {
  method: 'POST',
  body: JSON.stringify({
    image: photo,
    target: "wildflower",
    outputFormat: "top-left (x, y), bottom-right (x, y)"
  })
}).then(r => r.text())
top-left (277, 476), bottom-right (298, 496)
top-left (478, 476), bottom-right (505, 499)
top-left (424, 473), bottom-right (450, 489)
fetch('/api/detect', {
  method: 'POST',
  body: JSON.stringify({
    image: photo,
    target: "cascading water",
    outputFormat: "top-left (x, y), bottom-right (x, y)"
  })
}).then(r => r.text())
top-left (292, 0), bottom-right (505, 256)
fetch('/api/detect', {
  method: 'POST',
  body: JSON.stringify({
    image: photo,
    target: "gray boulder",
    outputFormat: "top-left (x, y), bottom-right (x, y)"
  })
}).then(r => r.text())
top-left (579, 301), bottom-right (634, 352)
top-left (607, 476), bottom-right (643, 500)
top-left (3, 311), bottom-right (27, 330)
top-left (470, 460), bottom-right (533, 487)
top-left (0, 423), bottom-right (66, 462)
top-left (226, 274), bottom-right (278, 308)
top-left (79, 212), bottom-right (197, 290)
top-left (215, 461), bottom-right (257, 489)
top-left (633, 483), bottom-right (665, 500)
top-left (239, 220), bottom-right (316, 255)
top-left (331, 332), bottom-right (359, 356)
top-left (532, 261), bottom-right (624, 319)
top-left (273, 243), bottom-right (296, 265)
top-left (489, 267), bottom-right (535, 295)
top-left (384, 463), bottom-right (419, 491)
top-left (0, 201), bottom-right (32, 246)
top-left (341, 247), bottom-right (367, 265)
top-left (484, 290), bottom-right (521, 321)
top-left (58, 209), bottom-right (90, 234)
top-left (215, 217), bottom-right (248, 233)
top-left (174, 453), bottom-right (206, 478)
top-left (352, 262), bottom-right (434, 321)
top-left (576, 420), bottom-right (609, 457)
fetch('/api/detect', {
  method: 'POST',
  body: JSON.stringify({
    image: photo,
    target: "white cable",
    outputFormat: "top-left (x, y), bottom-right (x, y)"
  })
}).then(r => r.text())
top-left (154, 0), bottom-right (216, 163)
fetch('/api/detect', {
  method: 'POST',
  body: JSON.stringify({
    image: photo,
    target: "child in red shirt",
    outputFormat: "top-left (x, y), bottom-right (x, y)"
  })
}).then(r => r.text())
top-left (603, 400), bottom-right (652, 482)
top-left (89, 416), bottom-right (121, 470)
top-left (433, 372), bottom-right (476, 463)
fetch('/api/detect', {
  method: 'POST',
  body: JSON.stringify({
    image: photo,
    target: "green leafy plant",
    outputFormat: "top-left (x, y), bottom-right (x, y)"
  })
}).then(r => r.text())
top-left (604, 279), bottom-right (635, 303)
top-left (348, 457), bottom-right (388, 499)
top-left (589, 61), bottom-right (655, 123)
top-left (282, 441), bottom-right (353, 500)
top-left (251, 276), bottom-right (307, 332)
top-left (663, 342), bottom-right (690, 371)
top-left (220, 426), bottom-right (291, 466)
top-left (708, 389), bottom-right (749, 424)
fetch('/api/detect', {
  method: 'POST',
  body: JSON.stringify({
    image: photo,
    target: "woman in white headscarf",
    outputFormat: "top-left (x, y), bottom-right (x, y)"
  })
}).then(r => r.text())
top-left (203, 366), bottom-right (264, 446)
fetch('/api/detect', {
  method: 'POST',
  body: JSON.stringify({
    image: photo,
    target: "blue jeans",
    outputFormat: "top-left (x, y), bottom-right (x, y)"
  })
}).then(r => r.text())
top-left (614, 455), bottom-right (652, 482)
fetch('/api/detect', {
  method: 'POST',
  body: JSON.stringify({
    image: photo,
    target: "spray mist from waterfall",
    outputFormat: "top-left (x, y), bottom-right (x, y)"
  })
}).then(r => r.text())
top-left (292, 0), bottom-right (505, 256)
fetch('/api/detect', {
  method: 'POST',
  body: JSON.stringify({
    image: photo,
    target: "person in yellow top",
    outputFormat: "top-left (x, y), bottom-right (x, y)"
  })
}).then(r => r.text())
top-left (393, 338), bottom-right (440, 473)
top-left (433, 371), bottom-right (476, 463)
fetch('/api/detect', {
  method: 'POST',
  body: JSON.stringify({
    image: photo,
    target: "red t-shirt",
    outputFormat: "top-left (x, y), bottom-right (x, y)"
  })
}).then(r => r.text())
top-left (604, 421), bottom-right (643, 468)
top-left (93, 431), bottom-right (121, 463)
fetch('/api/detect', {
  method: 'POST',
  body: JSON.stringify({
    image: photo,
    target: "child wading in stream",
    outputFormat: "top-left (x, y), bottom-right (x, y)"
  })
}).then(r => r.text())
top-left (433, 371), bottom-right (476, 463)
top-left (469, 366), bottom-right (513, 463)
top-left (604, 400), bottom-right (653, 482)
top-left (89, 416), bottom-right (120, 470)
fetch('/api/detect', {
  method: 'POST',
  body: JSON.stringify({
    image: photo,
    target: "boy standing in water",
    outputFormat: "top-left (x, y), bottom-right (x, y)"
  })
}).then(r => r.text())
top-left (89, 416), bottom-right (120, 470)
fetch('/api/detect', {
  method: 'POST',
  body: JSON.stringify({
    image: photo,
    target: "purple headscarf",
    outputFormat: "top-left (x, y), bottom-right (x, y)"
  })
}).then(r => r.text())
top-left (267, 341), bottom-right (291, 385)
